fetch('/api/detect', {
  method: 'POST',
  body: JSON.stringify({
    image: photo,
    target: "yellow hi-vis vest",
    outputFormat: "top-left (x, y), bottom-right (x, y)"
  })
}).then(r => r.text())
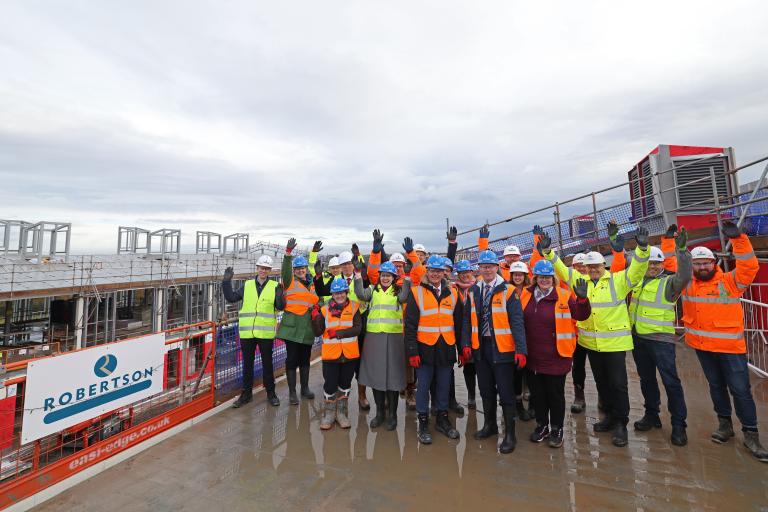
top-left (238, 279), bottom-right (278, 339)
top-left (366, 286), bottom-right (402, 334)
top-left (629, 276), bottom-right (676, 335)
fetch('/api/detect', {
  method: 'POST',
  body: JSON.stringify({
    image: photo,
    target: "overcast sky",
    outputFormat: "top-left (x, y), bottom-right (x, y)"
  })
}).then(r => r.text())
top-left (2, 1), bottom-right (767, 255)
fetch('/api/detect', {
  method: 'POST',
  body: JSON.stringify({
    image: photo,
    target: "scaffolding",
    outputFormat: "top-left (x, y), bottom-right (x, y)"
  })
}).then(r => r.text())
top-left (223, 233), bottom-right (249, 256)
top-left (196, 231), bottom-right (222, 254)
top-left (117, 226), bottom-right (149, 254)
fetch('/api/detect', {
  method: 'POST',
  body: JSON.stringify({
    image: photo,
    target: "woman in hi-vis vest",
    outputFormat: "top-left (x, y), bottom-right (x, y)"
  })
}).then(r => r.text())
top-left (311, 278), bottom-right (363, 430)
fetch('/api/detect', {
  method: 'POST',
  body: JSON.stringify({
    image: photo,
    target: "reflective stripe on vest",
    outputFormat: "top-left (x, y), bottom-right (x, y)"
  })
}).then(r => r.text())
top-left (366, 287), bottom-right (402, 334)
top-left (414, 286), bottom-right (457, 346)
top-left (321, 301), bottom-right (360, 360)
top-left (629, 276), bottom-right (676, 335)
top-left (238, 279), bottom-right (278, 339)
top-left (519, 287), bottom-right (577, 357)
top-left (575, 272), bottom-right (634, 351)
top-left (284, 278), bottom-right (319, 315)
top-left (681, 279), bottom-right (746, 353)
top-left (469, 285), bottom-right (516, 352)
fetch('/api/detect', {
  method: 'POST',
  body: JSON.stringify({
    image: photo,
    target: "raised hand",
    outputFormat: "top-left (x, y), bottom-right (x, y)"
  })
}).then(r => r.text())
top-left (286, 238), bottom-right (297, 254)
top-left (609, 233), bottom-right (625, 253)
top-left (351, 243), bottom-right (360, 257)
top-left (532, 225), bottom-right (545, 237)
top-left (607, 221), bottom-right (619, 241)
top-left (635, 227), bottom-right (649, 249)
top-left (314, 260), bottom-right (323, 277)
top-left (573, 278), bottom-right (589, 299)
top-left (665, 224), bottom-right (678, 239)
top-left (676, 227), bottom-right (688, 251)
top-left (312, 240), bottom-right (323, 253)
top-left (721, 220), bottom-right (741, 239)
top-left (447, 226), bottom-right (458, 243)
top-left (372, 229), bottom-right (384, 253)
top-left (536, 233), bottom-right (552, 256)
top-left (223, 266), bottom-right (234, 281)
top-left (479, 224), bottom-right (490, 238)
top-left (403, 236), bottom-right (414, 253)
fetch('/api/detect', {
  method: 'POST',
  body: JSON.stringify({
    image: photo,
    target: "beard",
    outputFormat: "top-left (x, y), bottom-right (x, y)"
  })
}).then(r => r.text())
top-left (694, 268), bottom-right (717, 281)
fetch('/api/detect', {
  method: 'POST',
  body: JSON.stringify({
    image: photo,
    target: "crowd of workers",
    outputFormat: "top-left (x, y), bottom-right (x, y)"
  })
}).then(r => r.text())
top-left (222, 220), bottom-right (768, 462)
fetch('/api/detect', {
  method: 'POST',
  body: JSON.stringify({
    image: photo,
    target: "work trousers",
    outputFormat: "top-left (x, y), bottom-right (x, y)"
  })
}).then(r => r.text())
top-left (475, 336), bottom-right (516, 408)
top-left (285, 340), bottom-right (312, 371)
top-left (632, 336), bottom-right (687, 427)
top-left (430, 370), bottom-right (457, 406)
top-left (241, 338), bottom-right (275, 395)
top-left (695, 350), bottom-right (758, 431)
top-left (463, 362), bottom-right (477, 398)
top-left (323, 360), bottom-right (357, 396)
top-left (572, 343), bottom-right (587, 388)
top-left (415, 364), bottom-right (451, 415)
top-left (587, 349), bottom-right (630, 426)
top-left (530, 372), bottom-right (566, 428)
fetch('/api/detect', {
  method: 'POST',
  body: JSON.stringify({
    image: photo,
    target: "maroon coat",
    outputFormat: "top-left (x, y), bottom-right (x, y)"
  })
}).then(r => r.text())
top-left (523, 286), bottom-right (591, 376)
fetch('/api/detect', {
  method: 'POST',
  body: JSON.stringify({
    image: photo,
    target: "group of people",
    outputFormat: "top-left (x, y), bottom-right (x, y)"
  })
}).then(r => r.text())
top-left (222, 220), bottom-right (768, 462)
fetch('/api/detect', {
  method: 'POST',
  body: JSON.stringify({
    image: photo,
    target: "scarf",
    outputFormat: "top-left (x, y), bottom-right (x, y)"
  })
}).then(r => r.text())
top-left (329, 299), bottom-right (348, 318)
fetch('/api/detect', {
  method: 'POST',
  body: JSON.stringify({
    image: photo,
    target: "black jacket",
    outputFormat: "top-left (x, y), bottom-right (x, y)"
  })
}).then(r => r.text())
top-left (223, 277), bottom-right (285, 310)
top-left (405, 279), bottom-right (464, 367)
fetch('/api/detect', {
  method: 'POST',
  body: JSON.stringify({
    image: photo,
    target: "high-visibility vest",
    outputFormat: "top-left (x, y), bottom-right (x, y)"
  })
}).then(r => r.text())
top-left (366, 286), bottom-right (402, 334)
top-left (412, 285), bottom-right (458, 346)
top-left (321, 301), bottom-right (360, 360)
top-left (574, 273), bottom-right (634, 351)
top-left (629, 276), bottom-right (676, 335)
top-left (339, 274), bottom-right (368, 312)
top-left (284, 278), bottom-right (318, 315)
top-left (681, 275), bottom-right (746, 353)
top-left (319, 273), bottom-right (333, 304)
top-left (468, 284), bottom-right (516, 352)
top-left (238, 279), bottom-right (278, 339)
top-left (519, 287), bottom-right (577, 357)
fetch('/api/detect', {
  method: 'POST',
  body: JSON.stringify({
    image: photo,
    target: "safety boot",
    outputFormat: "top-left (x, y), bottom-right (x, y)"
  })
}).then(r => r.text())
top-left (299, 365), bottom-right (315, 400)
top-left (593, 415), bottom-right (615, 433)
top-left (499, 406), bottom-right (517, 454)
top-left (320, 394), bottom-right (336, 430)
top-left (232, 392), bottom-right (252, 409)
top-left (516, 399), bottom-right (532, 422)
top-left (743, 431), bottom-right (768, 462)
top-left (634, 413), bottom-right (662, 432)
top-left (417, 414), bottom-right (432, 445)
top-left (386, 391), bottom-right (399, 431)
top-left (435, 411), bottom-right (460, 440)
top-left (286, 368), bottom-right (299, 405)
top-left (336, 388), bottom-right (351, 429)
top-left (370, 390), bottom-right (386, 429)
top-left (671, 425), bottom-right (688, 446)
top-left (711, 416), bottom-right (735, 444)
top-left (474, 399), bottom-right (499, 439)
top-left (612, 424), bottom-right (629, 447)
top-left (570, 384), bottom-right (586, 414)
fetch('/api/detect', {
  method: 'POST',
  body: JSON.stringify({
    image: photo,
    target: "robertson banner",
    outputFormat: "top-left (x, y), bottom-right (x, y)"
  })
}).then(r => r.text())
top-left (21, 333), bottom-right (165, 443)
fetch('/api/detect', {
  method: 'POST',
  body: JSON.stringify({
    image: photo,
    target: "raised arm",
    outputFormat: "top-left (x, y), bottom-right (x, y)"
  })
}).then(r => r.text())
top-left (722, 221), bottom-right (759, 295)
top-left (353, 276), bottom-right (373, 302)
top-left (221, 267), bottom-right (245, 303)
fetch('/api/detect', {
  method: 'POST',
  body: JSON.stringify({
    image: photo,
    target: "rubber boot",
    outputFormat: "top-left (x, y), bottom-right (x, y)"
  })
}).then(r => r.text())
top-left (499, 406), bottom-right (517, 454)
top-left (417, 414), bottom-right (432, 445)
top-left (634, 413), bottom-right (662, 431)
top-left (286, 368), bottom-right (299, 405)
top-left (516, 399), bottom-right (532, 422)
top-left (232, 391), bottom-right (252, 409)
top-left (711, 416), bottom-right (735, 444)
top-left (570, 385), bottom-right (585, 414)
top-left (386, 391), bottom-right (399, 431)
top-left (299, 365), bottom-right (314, 400)
top-left (358, 384), bottom-right (370, 410)
top-left (474, 399), bottom-right (499, 440)
top-left (336, 388), bottom-right (351, 429)
top-left (743, 431), bottom-right (768, 462)
top-left (435, 411), bottom-right (459, 439)
top-left (320, 393), bottom-right (336, 430)
top-left (370, 390), bottom-right (386, 429)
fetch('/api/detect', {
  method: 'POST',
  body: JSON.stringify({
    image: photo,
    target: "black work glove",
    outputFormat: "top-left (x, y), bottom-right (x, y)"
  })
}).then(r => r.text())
top-left (635, 227), bottom-right (649, 249)
top-left (532, 225), bottom-right (545, 237)
top-left (447, 226), bottom-right (457, 243)
top-left (721, 220), bottom-right (741, 239)
top-left (404, 260), bottom-right (413, 273)
top-left (479, 224), bottom-right (490, 238)
top-left (353, 259), bottom-right (366, 274)
top-left (676, 227), bottom-right (688, 251)
top-left (286, 238), bottom-right (297, 254)
top-left (372, 229), bottom-right (384, 253)
top-left (573, 278), bottom-right (588, 299)
top-left (609, 234), bottom-right (625, 253)
top-left (351, 243), bottom-right (360, 258)
top-left (223, 266), bottom-right (234, 281)
top-left (536, 233), bottom-right (552, 256)
top-left (403, 236), bottom-right (414, 253)
top-left (312, 240), bottom-right (323, 253)
top-left (665, 224), bottom-right (678, 239)
top-left (314, 260), bottom-right (323, 277)
top-left (607, 221), bottom-right (619, 240)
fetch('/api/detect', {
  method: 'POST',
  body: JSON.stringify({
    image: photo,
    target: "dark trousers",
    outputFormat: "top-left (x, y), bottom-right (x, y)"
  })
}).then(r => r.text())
top-left (416, 364), bottom-right (451, 415)
top-left (531, 373), bottom-right (566, 428)
top-left (322, 360), bottom-right (357, 396)
top-left (241, 338), bottom-right (275, 395)
top-left (463, 362), bottom-right (477, 398)
top-left (285, 341), bottom-right (312, 371)
top-left (430, 369), bottom-right (457, 406)
top-left (355, 313), bottom-right (368, 380)
top-left (572, 343), bottom-right (587, 388)
top-left (476, 336), bottom-right (516, 408)
top-left (632, 337), bottom-right (687, 427)
top-left (695, 349), bottom-right (758, 431)
top-left (587, 349), bottom-right (630, 426)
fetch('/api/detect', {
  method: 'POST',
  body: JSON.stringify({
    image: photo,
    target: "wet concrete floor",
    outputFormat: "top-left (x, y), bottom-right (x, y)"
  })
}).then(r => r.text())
top-left (35, 346), bottom-right (768, 511)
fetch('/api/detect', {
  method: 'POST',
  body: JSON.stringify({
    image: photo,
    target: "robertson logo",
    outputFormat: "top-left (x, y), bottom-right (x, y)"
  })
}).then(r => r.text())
top-left (94, 354), bottom-right (118, 377)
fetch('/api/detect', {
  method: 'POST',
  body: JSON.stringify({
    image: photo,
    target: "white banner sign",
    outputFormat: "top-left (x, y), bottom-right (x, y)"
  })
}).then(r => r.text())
top-left (22, 333), bottom-right (165, 444)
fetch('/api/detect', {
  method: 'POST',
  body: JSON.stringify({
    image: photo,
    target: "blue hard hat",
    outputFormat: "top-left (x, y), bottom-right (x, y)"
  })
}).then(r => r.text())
top-left (292, 255), bottom-right (309, 268)
top-left (455, 260), bottom-right (472, 273)
top-left (533, 260), bottom-right (555, 276)
top-left (330, 278), bottom-right (349, 293)
top-left (426, 255), bottom-right (445, 270)
top-left (477, 250), bottom-right (499, 265)
top-left (379, 261), bottom-right (398, 276)
top-left (443, 257), bottom-right (453, 269)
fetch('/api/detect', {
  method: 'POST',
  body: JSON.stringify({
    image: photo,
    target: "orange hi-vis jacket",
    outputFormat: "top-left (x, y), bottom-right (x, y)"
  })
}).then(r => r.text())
top-left (467, 284), bottom-right (516, 352)
top-left (368, 249), bottom-right (422, 286)
top-left (519, 287), bottom-right (578, 357)
top-left (681, 234), bottom-right (758, 354)
top-left (321, 301), bottom-right (360, 361)
top-left (412, 285), bottom-right (459, 346)
top-left (284, 278), bottom-right (319, 315)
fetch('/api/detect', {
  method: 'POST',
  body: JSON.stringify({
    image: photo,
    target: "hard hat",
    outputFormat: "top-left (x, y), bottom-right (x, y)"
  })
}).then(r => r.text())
top-left (338, 251), bottom-right (354, 264)
top-left (329, 277), bottom-right (349, 293)
top-left (477, 250), bottom-right (499, 265)
top-left (426, 255), bottom-right (445, 269)
top-left (443, 257), bottom-right (453, 269)
top-left (379, 261), bottom-right (398, 276)
top-left (691, 246), bottom-right (715, 260)
top-left (328, 256), bottom-right (340, 267)
top-left (455, 260), bottom-right (472, 273)
top-left (389, 252), bottom-right (406, 263)
top-left (572, 253), bottom-right (587, 265)
top-left (503, 245), bottom-right (521, 256)
top-left (509, 261), bottom-right (529, 274)
top-left (533, 260), bottom-right (555, 276)
top-left (584, 251), bottom-right (606, 265)
top-left (413, 244), bottom-right (427, 254)
top-left (255, 255), bottom-right (273, 268)
top-left (292, 255), bottom-right (309, 268)
top-left (649, 246), bottom-right (664, 262)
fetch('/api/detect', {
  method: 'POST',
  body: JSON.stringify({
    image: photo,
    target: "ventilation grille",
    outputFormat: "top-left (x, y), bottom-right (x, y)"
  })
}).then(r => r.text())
top-left (675, 157), bottom-right (730, 211)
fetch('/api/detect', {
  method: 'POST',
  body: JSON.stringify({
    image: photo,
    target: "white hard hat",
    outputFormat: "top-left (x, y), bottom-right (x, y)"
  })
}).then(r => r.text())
top-left (255, 255), bottom-right (274, 268)
top-left (584, 251), bottom-right (606, 265)
top-left (328, 256), bottom-right (340, 267)
top-left (389, 252), bottom-right (406, 263)
top-left (413, 244), bottom-right (427, 253)
top-left (509, 261), bottom-right (529, 274)
top-left (649, 246), bottom-right (664, 262)
top-left (691, 246), bottom-right (715, 260)
top-left (503, 245), bottom-right (521, 256)
top-left (572, 253), bottom-right (587, 265)
top-left (338, 251), bottom-right (354, 264)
